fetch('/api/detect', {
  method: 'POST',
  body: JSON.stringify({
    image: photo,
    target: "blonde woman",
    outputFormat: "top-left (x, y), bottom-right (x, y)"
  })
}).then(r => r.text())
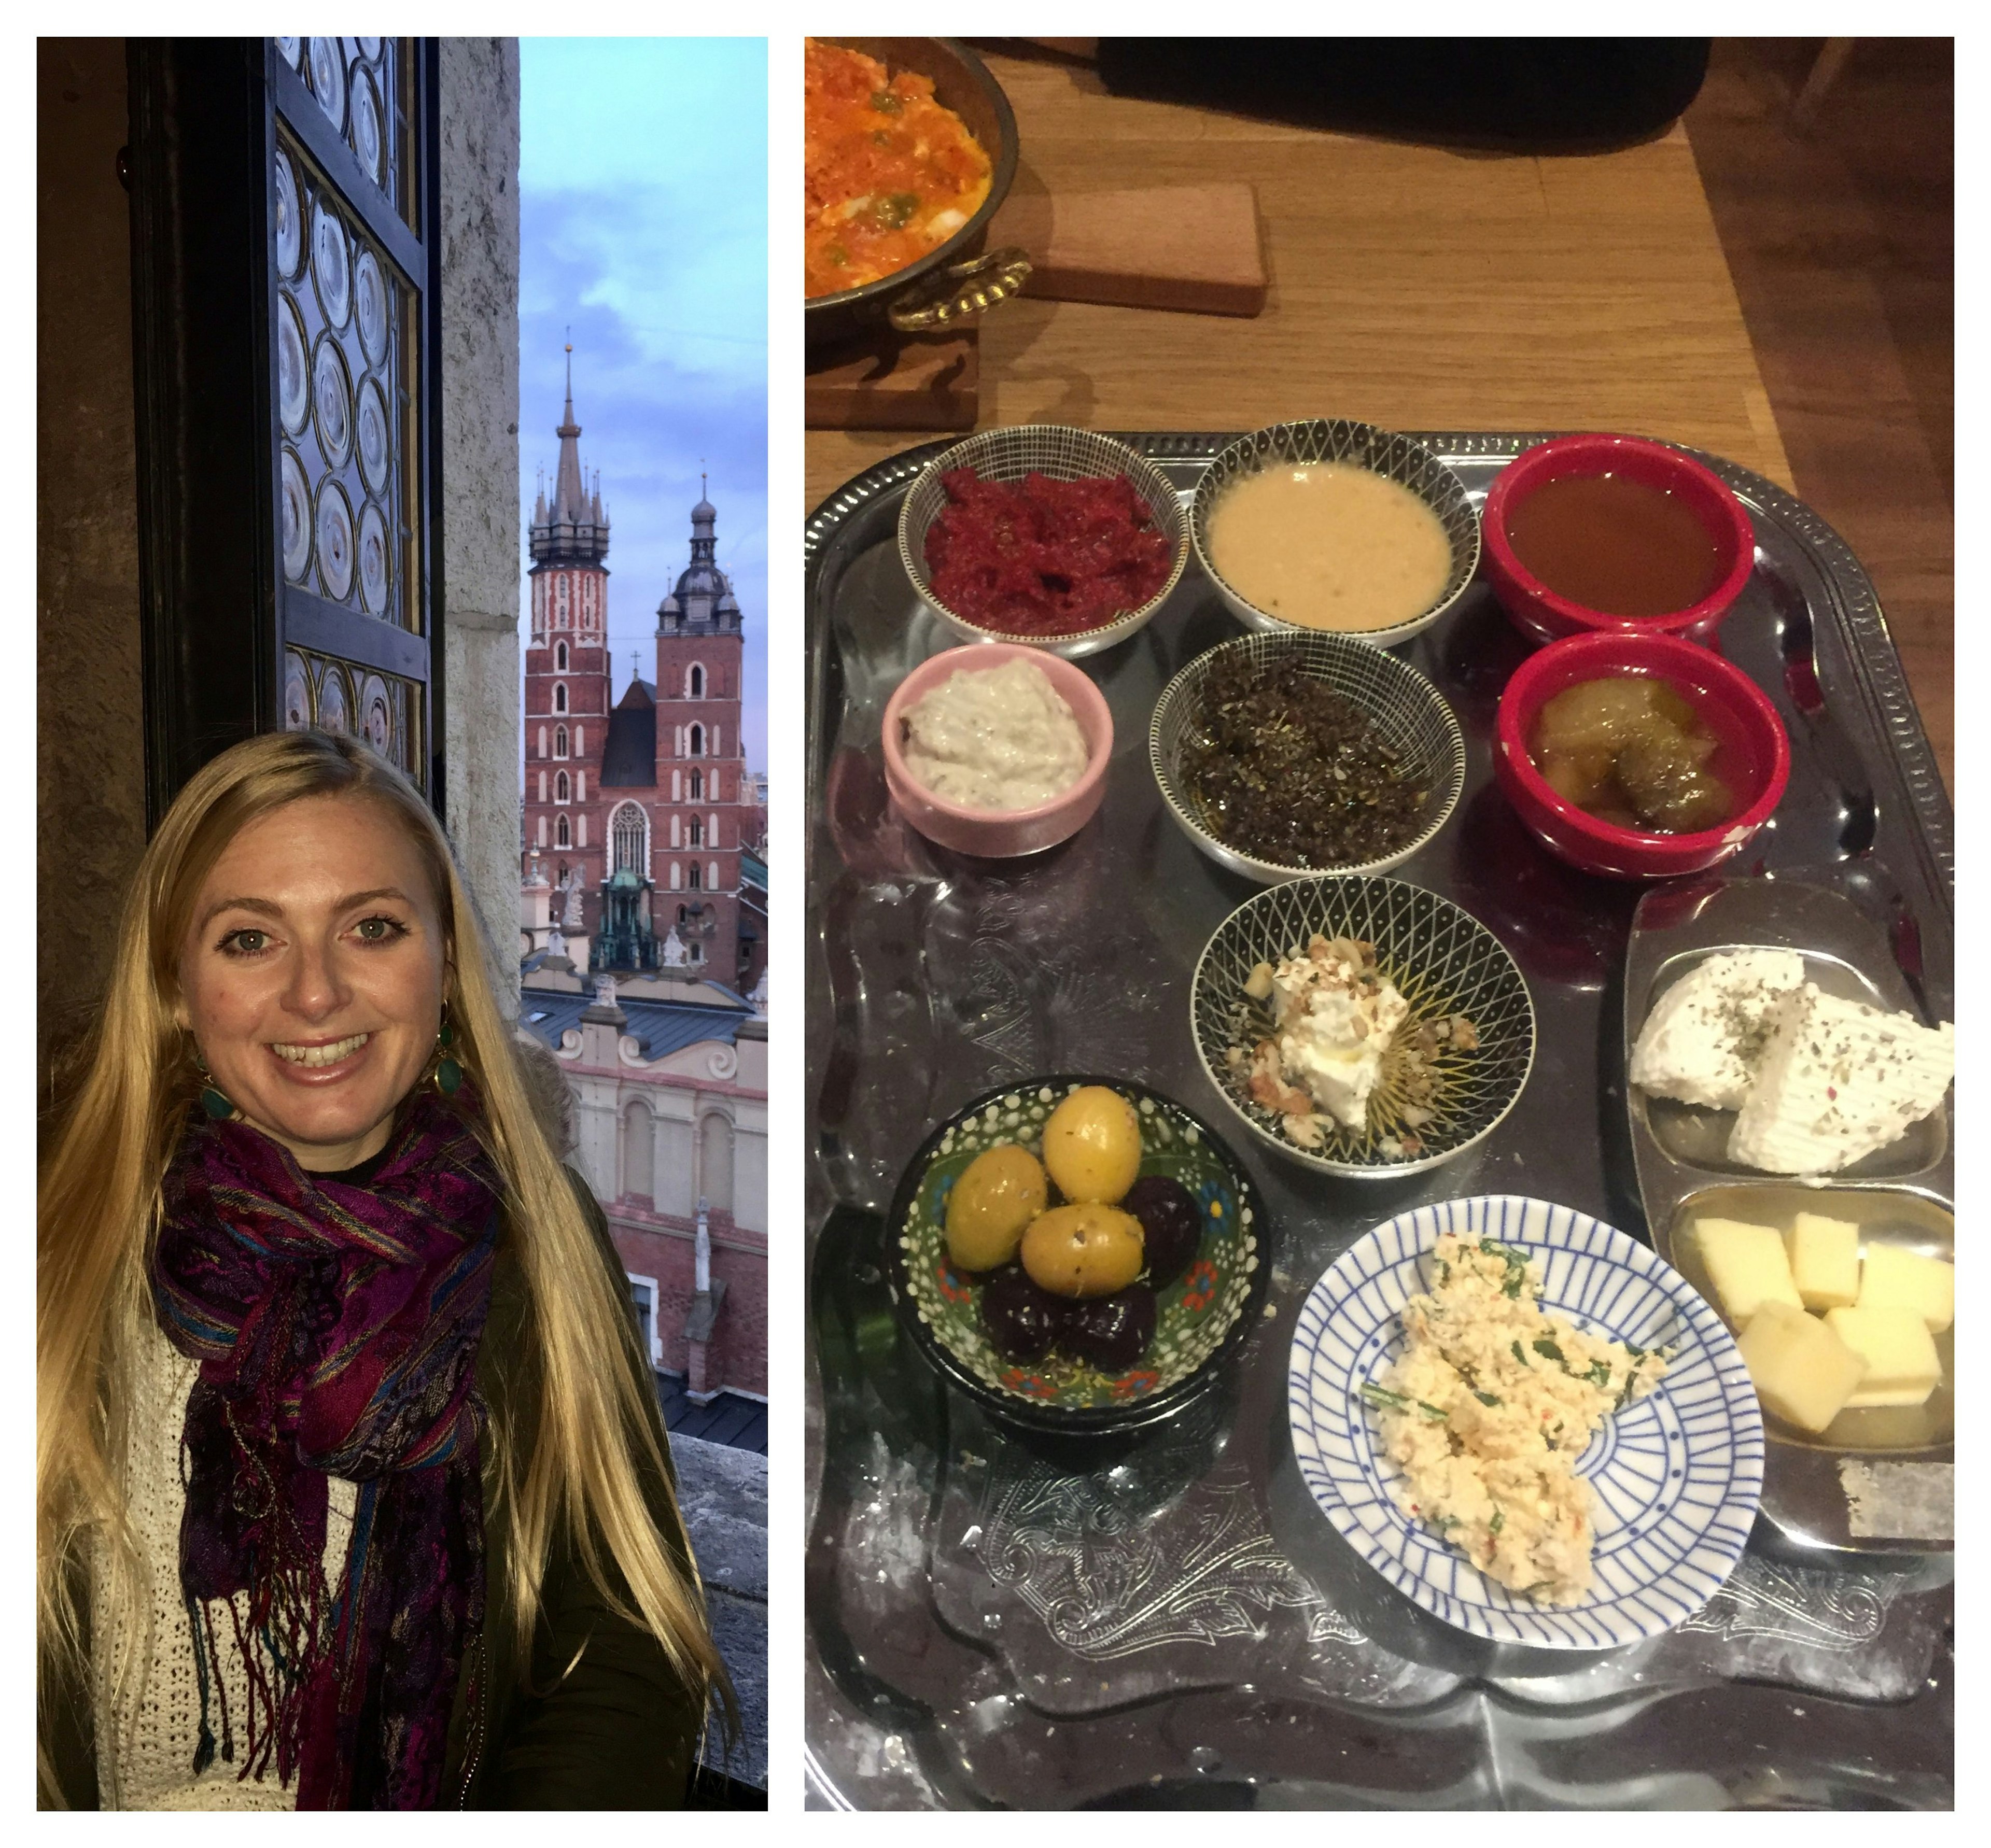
top-left (39, 730), bottom-right (732, 1809)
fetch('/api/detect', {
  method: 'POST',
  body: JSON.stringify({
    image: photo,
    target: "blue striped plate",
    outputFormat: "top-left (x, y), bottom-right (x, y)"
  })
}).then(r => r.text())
top-left (1288, 1195), bottom-right (1763, 1648)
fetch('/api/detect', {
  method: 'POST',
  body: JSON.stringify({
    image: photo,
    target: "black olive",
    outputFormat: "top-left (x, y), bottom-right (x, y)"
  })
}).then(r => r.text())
top-left (979, 1265), bottom-right (1066, 1363)
top-left (1059, 1286), bottom-right (1157, 1372)
top-left (1122, 1175), bottom-right (1203, 1286)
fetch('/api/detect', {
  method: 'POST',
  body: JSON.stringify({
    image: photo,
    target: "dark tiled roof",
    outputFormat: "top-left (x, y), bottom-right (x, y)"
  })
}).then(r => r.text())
top-left (601, 679), bottom-right (657, 786)
top-left (656, 1375), bottom-right (767, 1453)
top-left (518, 988), bottom-right (750, 1061)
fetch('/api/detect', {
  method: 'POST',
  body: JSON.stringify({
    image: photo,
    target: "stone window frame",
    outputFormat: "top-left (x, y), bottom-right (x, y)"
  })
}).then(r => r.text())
top-left (610, 798), bottom-right (649, 880)
top-left (625, 1271), bottom-right (663, 1366)
top-left (554, 723), bottom-right (568, 758)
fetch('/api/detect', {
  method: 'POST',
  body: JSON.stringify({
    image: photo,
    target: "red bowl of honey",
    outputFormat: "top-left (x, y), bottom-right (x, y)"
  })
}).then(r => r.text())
top-left (1494, 632), bottom-right (1790, 880)
top-left (1480, 434), bottom-right (1757, 646)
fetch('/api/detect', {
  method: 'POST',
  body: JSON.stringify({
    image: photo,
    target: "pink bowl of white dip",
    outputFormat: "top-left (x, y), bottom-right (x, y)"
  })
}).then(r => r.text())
top-left (881, 644), bottom-right (1114, 857)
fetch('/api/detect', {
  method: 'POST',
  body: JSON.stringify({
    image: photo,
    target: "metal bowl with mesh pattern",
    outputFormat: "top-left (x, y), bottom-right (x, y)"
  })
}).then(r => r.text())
top-left (1191, 877), bottom-right (1536, 1179)
top-left (1190, 420), bottom-right (1481, 647)
top-left (896, 425), bottom-right (1191, 659)
top-left (1150, 631), bottom-right (1466, 884)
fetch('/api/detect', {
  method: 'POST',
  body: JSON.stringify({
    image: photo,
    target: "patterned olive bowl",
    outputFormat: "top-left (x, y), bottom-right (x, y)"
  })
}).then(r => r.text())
top-left (1190, 419), bottom-right (1481, 648)
top-left (885, 1075), bottom-right (1271, 1435)
top-left (1191, 876), bottom-right (1537, 1180)
top-left (896, 425), bottom-right (1191, 660)
top-left (1149, 629), bottom-right (1467, 884)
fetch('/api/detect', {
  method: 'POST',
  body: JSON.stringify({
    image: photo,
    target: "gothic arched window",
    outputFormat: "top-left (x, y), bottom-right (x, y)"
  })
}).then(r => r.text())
top-left (689, 817), bottom-right (703, 848)
top-left (555, 640), bottom-right (569, 672)
top-left (555, 771), bottom-right (570, 804)
top-left (688, 723), bottom-right (704, 756)
top-left (554, 724), bottom-right (568, 758)
top-left (554, 682), bottom-right (568, 714)
top-left (689, 769), bottom-right (703, 801)
top-left (611, 801), bottom-right (647, 874)
top-left (688, 862), bottom-right (702, 891)
top-left (689, 664), bottom-right (704, 698)
top-left (556, 814), bottom-right (570, 848)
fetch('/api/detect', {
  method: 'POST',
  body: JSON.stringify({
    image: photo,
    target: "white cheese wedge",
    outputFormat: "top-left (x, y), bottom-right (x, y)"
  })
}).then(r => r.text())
top-left (1726, 985), bottom-right (1955, 1174)
top-left (1691, 1217), bottom-right (1804, 1326)
top-left (1737, 1300), bottom-right (1868, 1434)
top-left (1784, 1212), bottom-right (1861, 1311)
top-left (1824, 1305), bottom-right (1942, 1409)
top-left (1856, 1245), bottom-right (1955, 1333)
top-left (1630, 949), bottom-right (1806, 1109)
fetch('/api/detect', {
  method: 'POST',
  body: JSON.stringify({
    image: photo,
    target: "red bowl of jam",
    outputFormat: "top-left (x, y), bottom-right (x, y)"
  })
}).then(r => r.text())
top-left (1493, 631), bottom-right (1790, 880)
top-left (1480, 434), bottom-right (1757, 647)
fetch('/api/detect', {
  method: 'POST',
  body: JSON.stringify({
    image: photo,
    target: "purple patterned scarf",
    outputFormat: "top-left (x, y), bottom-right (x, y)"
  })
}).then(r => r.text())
top-left (150, 1087), bottom-right (502, 1809)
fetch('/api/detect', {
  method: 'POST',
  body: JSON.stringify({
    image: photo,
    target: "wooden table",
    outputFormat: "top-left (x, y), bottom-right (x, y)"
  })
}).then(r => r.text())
top-left (806, 48), bottom-right (1793, 511)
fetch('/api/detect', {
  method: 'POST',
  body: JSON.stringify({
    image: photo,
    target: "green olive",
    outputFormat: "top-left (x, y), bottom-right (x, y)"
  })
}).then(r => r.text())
top-left (1021, 1202), bottom-right (1146, 1299)
top-left (944, 1143), bottom-right (1049, 1272)
top-left (1041, 1085), bottom-right (1143, 1204)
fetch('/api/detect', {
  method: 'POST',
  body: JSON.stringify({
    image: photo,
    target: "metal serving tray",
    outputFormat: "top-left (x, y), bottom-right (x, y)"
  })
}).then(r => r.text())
top-left (1624, 877), bottom-right (1954, 1559)
top-left (804, 433), bottom-right (1954, 1810)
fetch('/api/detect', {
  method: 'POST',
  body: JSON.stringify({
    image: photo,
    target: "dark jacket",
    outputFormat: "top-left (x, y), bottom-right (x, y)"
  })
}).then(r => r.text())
top-left (40, 1178), bottom-right (709, 1809)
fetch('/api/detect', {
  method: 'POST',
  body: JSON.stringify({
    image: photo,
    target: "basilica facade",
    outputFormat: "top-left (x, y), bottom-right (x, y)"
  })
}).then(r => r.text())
top-left (521, 363), bottom-right (763, 992)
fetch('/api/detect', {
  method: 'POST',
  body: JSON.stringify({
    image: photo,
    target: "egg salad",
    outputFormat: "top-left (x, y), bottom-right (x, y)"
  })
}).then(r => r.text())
top-left (1363, 1233), bottom-right (1669, 1605)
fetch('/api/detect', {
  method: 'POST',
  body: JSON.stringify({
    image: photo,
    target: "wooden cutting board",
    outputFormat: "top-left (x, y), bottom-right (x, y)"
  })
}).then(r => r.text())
top-left (990, 181), bottom-right (1267, 317)
top-left (805, 329), bottom-right (980, 432)
top-left (803, 182), bottom-right (1266, 430)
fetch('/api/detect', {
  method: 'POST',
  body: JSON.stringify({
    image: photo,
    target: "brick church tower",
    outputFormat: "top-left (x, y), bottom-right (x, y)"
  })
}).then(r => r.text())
top-left (595, 483), bottom-right (751, 983)
top-left (523, 347), bottom-right (612, 918)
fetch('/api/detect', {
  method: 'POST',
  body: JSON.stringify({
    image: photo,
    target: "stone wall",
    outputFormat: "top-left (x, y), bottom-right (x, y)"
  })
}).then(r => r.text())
top-left (38, 40), bottom-right (145, 1064)
top-left (438, 38), bottom-right (523, 1019)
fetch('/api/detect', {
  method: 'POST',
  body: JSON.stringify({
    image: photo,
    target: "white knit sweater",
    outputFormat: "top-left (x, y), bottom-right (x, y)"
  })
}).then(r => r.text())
top-left (91, 1318), bottom-right (357, 1811)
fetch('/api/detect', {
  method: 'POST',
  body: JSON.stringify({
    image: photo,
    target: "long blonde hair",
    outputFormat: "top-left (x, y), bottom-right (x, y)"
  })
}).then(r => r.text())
top-left (38, 730), bottom-right (730, 1791)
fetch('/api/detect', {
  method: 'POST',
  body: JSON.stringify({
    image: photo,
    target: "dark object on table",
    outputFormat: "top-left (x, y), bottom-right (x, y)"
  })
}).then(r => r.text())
top-left (1123, 1175), bottom-right (1202, 1286)
top-left (1095, 39), bottom-right (1712, 152)
top-left (1180, 655), bottom-right (1431, 870)
top-left (981, 1264), bottom-right (1067, 1362)
top-left (1061, 1286), bottom-right (1159, 1372)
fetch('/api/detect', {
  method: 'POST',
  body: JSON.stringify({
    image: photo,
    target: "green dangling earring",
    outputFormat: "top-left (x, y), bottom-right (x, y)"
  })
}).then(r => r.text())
top-left (434, 1015), bottom-right (463, 1096)
top-left (190, 1045), bottom-right (234, 1121)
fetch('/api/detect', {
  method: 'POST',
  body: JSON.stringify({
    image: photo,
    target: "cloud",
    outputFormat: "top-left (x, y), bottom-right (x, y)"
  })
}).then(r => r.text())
top-left (515, 39), bottom-right (769, 771)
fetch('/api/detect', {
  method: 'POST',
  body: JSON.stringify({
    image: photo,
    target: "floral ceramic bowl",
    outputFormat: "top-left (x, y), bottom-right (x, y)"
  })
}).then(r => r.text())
top-left (885, 1075), bottom-right (1271, 1434)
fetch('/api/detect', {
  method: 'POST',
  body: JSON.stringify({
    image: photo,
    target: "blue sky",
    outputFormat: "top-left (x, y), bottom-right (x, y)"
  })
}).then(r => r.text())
top-left (518, 38), bottom-right (767, 770)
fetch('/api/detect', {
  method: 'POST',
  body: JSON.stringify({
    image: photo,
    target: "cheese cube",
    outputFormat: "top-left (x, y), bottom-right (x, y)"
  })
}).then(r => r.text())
top-left (1856, 1245), bottom-right (1955, 1333)
top-left (1784, 1213), bottom-right (1861, 1310)
top-left (1825, 1306), bottom-right (1943, 1409)
top-left (1737, 1301), bottom-right (1868, 1434)
top-left (1692, 1217), bottom-right (1804, 1326)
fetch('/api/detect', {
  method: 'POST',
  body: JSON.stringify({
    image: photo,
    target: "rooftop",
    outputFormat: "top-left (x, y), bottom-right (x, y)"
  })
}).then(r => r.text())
top-left (518, 980), bottom-right (753, 1063)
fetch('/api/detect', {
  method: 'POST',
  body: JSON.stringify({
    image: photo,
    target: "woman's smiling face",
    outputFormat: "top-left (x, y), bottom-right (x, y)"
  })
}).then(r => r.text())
top-left (176, 792), bottom-right (449, 1171)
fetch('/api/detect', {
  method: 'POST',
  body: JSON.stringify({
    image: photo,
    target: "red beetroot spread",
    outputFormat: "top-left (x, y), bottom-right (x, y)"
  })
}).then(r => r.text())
top-left (923, 468), bottom-right (1175, 636)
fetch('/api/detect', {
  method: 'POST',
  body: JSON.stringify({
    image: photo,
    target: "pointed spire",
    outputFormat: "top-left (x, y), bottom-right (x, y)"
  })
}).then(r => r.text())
top-left (552, 335), bottom-right (587, 526)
